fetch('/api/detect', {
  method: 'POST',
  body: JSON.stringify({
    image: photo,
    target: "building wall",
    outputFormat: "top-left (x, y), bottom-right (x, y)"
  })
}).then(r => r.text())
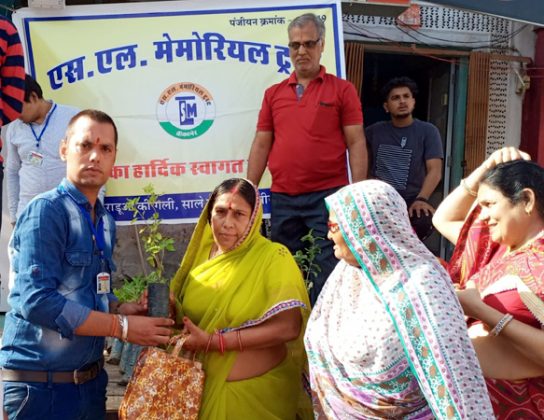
top-left (343, 4), bottom-right (536, 156)
top-left (112, 223), bottom-right (193, 289)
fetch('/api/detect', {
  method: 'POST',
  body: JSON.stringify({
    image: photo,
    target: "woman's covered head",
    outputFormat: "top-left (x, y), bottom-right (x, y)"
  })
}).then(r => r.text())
top-left (207, 178), bottom-right (257, 251)
top-left (326, 180), bottom-right (429, 273)
top-left (478, 160), bottom-right (544, 248)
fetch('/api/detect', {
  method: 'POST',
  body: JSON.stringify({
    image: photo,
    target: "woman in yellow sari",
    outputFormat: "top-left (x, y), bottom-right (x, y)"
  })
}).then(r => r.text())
top-left (170, 178), bottom-right (311, 419)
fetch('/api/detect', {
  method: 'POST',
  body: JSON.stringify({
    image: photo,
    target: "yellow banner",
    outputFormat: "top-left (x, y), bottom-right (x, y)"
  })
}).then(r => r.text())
top-left (13, 0), bottom-right (344, 222)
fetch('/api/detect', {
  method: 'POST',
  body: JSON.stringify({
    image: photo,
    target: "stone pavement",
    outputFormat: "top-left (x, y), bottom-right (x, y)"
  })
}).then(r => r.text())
top-left (105, 358), bottom-right (126, 419)
top-left (104, 356), bottom-right (126, 420)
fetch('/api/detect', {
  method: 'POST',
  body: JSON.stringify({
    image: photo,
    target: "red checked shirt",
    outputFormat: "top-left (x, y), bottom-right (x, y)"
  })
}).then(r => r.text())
top-left (257, 66), bottom-right (363, 195)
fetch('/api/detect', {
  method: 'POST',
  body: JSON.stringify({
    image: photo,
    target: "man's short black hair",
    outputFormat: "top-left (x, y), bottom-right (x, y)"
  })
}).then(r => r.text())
top-left (381, 77), bottom-right (418, 102)
top-left (65, 109), bottom-right (118, 146)
top-left (23, 74), bottom-right (43, 102)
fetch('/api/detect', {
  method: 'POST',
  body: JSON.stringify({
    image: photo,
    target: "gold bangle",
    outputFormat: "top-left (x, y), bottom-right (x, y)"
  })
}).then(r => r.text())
top-left (460, 178), bottom-right (478, 197)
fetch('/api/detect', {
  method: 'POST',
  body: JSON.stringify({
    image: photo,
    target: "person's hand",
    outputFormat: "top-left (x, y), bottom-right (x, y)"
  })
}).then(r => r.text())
top-left (118, 302), bottom-right (146, 316)
top-left (180, 317), bottom-right (210, 352)
top-left (464, 147), bottom-right (531, 194)
top-left (456, 280), bottom-right (485, 319)
top-left (125, 315), bottom-right (174, 346)
top-left (408, 200), bottom-right (435, 218)
top-left (138, 290), bottom-right (177, 320)
top-left (482, 147), bottom-right (531, 170)
top-left (138, 288), bottom-right (148, 309)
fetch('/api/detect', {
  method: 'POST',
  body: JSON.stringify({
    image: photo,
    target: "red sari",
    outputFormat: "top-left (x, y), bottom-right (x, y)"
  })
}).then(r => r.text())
top-left (448, 206), bottom-right (544, 419)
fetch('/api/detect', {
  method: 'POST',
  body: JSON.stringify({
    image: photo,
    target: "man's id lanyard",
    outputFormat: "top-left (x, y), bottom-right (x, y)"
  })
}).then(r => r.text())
top-left (29, 103), bottom-right (57, 149)
top-left (64, 188), bottom-right (111, 294)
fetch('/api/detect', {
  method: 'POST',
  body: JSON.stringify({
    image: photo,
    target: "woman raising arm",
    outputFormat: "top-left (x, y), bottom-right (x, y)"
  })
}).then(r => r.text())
top-left (433, 152), bottom-right (544, 418)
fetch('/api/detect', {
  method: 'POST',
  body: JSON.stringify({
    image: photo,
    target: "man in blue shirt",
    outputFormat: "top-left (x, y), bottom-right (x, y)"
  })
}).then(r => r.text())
top-left (0, 109), bottom-right (174, 419)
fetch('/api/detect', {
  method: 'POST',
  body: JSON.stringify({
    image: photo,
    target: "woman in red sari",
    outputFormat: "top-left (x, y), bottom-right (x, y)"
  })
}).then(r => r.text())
top-left (434, 148), bottom-right (544, 418)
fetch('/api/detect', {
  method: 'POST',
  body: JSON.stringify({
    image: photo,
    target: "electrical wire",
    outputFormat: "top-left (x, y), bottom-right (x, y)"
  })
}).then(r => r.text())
top-left (345, 21), bottom-right (465, 64)
top-left (0, 4), bottom-right (15, 12)
top-left (343, 16), bottom-right (530, 69)
top-left (344, 25), bottom-right (461, 65)
top-left (343, 14), bottom-right (528, 51)
top-left (344, 19), bottom-right (533, 95)
top-left (397, 22), bottom-right (528, 46)
top-left (394, 22), bottom-right (524, 52)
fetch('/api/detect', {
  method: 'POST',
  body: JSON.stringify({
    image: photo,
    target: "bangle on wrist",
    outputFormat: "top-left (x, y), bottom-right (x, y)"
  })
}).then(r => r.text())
top-left (491, 313), bottom-right (514, 336)
top-left (117, 314), bottom-right (129, 342)
top-left (217, 331), bottom-right (225, 355)
top-left (205, 333), bottom-right (214, 353)
top-left (236, 330), bottom-right (244, 352)
top-left (460, 178), bottom-right (478, 197)
top-left (109, 314), bottom-right (118, 338)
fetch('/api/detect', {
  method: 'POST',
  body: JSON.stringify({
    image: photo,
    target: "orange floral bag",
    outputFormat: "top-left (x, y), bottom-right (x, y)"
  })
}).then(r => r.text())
top-left (118, 337), bottom-right (205, 420)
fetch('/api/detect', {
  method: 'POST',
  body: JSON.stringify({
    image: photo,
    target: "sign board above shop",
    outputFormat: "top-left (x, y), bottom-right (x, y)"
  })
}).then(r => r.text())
top-left (425, 0), bottom-right (544, 27)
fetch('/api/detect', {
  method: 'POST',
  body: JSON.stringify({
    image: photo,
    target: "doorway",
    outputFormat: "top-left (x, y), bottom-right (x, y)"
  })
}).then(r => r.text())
top-left (361, 52), bottom-right (454, 256)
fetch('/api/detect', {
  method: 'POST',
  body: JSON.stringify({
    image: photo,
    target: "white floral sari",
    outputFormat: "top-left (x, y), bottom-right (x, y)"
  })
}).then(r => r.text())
top-left (305, 180), bottom-right (493, 419)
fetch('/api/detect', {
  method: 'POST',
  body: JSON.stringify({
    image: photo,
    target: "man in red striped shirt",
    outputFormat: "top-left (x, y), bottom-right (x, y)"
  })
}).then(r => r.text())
top-left (0, 16), bottom-right (25, 234)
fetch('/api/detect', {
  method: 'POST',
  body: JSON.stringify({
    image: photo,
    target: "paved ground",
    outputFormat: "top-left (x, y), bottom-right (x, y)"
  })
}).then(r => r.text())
top-left (105, 359), bottom-right (126, 419)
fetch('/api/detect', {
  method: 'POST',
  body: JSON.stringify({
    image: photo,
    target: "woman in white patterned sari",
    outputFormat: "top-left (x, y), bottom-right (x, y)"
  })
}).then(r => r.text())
top-left (304, 180), bottom-right (493, 419)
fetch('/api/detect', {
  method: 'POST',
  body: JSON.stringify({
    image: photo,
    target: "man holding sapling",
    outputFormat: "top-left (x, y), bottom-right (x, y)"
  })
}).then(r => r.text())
top-left (0, 109), bottom-right (174, 419)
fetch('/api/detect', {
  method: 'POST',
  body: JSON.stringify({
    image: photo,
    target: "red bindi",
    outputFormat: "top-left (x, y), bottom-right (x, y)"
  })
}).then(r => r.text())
top-left (227, 185), bottom-right (240, 210)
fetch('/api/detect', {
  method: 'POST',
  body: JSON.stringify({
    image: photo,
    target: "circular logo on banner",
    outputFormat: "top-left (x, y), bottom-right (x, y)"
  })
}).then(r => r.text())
top-left (156, 83), bottom-right (215, 140)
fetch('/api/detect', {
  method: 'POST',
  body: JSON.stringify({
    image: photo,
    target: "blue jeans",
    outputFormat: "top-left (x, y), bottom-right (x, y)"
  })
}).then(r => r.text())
top-left (271, 187), bottom-right (341, 305)
top-left (3, 369), bottom-right (108, 420)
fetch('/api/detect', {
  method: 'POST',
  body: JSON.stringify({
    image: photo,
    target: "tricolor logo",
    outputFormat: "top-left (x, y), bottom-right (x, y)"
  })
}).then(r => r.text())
top-left (157, 82), bottom-right (215, 140)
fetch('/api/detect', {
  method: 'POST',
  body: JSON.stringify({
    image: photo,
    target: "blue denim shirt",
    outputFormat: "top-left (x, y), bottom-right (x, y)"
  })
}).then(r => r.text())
top-left (0, 178), bottom-right (116, 371)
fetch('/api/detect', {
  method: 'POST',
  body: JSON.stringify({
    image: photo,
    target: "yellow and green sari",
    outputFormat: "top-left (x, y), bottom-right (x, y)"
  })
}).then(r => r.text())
top-left (170, 183), bottom-right (311, 419)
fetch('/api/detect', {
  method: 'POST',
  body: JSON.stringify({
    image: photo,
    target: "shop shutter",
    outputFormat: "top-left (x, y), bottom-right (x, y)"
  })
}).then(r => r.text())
top-left (465, 51), bottom-right (490, 175)
top-left (344, 42), bottom-right (364, 94)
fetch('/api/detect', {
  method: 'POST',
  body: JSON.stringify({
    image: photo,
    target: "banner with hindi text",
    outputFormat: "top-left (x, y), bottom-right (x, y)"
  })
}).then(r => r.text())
top-left (12, 0), bottom-right (344, 223)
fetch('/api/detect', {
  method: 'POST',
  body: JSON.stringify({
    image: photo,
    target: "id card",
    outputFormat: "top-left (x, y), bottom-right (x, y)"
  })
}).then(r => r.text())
top-left (27, 151), bottom-right (44, 167)
top-left (96, 272), bottom-right (111, 294)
